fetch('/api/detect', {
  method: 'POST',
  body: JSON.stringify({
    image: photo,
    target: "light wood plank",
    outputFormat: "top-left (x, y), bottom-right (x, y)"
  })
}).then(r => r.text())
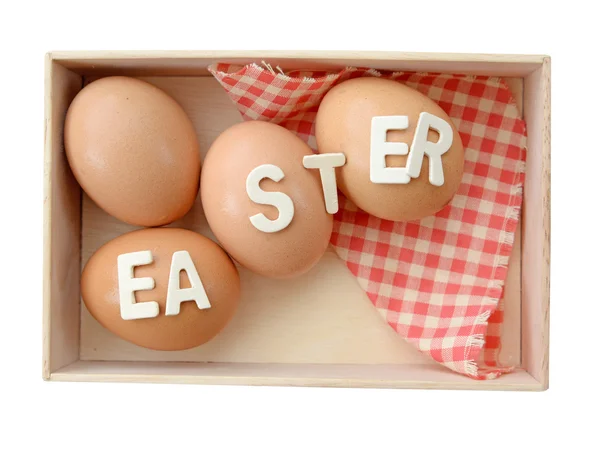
top-left (52, 360), bottom-right (544, 391)
top-left (522, 58), bottom-right (551, 388)
top-left (504, 77), bottom-right (524, 114)
top-left (499, 77), bottom-right (523, 366)
top-left (43, 56), bottom-right (83, 379)
top-left (51, 50), bottom-right (547, 77)
top-left (499, 221), bottom-right (522, 367)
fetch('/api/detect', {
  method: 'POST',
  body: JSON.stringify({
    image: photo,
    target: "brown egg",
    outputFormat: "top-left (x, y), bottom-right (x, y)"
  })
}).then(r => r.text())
top-left (201, 121), bottom-right (333, 279)
top-left (315, 77), bottom-right (464, 222)
top-left (81, 228), bottom-right (240, 351)
top-left (65, 76), bottom-right (201, 227)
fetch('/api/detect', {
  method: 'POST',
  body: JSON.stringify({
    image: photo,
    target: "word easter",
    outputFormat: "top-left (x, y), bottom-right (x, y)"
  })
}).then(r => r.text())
top-left (118, 250), bottom-right (210, 320)
top-left (246, 112), bottom-right (453, 233)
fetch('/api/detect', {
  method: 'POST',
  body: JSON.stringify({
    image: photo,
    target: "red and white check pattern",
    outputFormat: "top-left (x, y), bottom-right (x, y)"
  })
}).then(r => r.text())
top-left (209, 63), bottom-right (527, 380)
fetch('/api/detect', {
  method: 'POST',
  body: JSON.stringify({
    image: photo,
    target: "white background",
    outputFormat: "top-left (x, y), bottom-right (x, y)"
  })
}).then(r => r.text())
top-left (0, 1), bottom-right (597, 448)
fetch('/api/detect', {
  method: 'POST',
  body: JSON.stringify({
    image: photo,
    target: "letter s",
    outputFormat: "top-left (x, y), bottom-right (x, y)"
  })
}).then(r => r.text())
top-left (246, 164), bottom-right (295, 233)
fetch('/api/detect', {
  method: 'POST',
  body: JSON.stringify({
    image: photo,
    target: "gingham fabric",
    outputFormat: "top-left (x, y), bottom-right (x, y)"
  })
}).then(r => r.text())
top-left (209, 63), bottom-right (527, 380)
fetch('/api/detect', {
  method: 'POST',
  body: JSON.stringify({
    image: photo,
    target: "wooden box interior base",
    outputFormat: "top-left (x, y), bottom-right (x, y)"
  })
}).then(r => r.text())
top-left (43, 52), bottom-right (550, 390)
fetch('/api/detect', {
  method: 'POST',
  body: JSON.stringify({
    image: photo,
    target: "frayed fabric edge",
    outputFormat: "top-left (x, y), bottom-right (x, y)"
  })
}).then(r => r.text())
top-left (463, 140), bottom-right (527, 380)
top-left (207, 61), bottom-right (504, 86)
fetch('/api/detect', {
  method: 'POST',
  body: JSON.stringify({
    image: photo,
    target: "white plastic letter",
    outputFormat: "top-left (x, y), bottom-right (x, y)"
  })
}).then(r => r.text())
top-left (370, 116), bottom-right (411, 184)
top-left (303, 153), bottom-right (346, 214)
top-left (406, 112), bottom-right (453, 186)
top-left (246, 164), bottom-right (295, 233)
top-left (117, 250), bottom-right (158, 321)
top-left (165, 250), bottom-right (211, 316)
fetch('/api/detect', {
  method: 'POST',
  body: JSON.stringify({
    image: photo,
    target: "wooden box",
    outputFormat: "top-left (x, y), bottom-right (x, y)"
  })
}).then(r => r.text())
top-left (43, 51), bottom-right (550, 390)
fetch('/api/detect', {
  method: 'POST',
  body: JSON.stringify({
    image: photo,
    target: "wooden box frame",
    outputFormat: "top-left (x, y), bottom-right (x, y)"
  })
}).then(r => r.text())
top-left (43, 51), bottom-right (550, 391)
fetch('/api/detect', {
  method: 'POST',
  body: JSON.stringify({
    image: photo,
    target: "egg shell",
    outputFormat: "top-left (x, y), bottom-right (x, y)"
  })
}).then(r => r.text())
top-left (81, 228), bottom-right (240, 351)
top-left (64, 76), bottom-right (201, 227)
top-left (201, 121), bottom-right (333, 279)
top-left (315, 77), bottom-right (464, 222)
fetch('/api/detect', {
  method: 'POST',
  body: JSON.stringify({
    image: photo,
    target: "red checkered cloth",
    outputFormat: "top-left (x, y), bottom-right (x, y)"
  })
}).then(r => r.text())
top-left (208, 63), bottom-right (527, 380)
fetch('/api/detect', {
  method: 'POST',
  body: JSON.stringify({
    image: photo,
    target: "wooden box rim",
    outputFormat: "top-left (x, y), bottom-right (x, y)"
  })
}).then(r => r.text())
top-left (43, 50), bottom-right (550, 391)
